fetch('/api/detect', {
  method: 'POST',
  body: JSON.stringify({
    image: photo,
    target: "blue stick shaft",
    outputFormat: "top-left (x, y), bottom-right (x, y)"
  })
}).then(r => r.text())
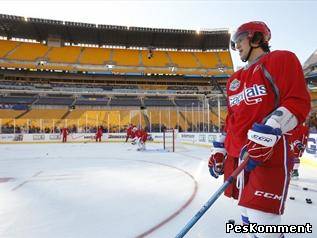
top-left (175, 152), bottom-right (249, 238)
top-left (175, 180), bottom-right (231, 238)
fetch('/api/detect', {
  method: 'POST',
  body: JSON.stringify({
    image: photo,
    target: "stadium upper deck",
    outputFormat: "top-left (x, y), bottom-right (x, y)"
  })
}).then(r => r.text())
top-left (0, 14), bottom-right (233, 77)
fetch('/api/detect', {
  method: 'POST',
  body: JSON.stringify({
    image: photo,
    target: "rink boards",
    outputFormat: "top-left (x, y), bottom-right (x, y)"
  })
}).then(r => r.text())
top-left (1, 132), bottom-right (317, 166)
top-left (0, 132), bottom-right (222, 144)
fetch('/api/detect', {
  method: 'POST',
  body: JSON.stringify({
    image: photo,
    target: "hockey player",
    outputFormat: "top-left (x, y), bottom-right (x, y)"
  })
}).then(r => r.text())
top-left (139, 128), bottom-right (148, 151)
top-left (289, 123), bottom-right (309, 179)
top-left (61, 127), bottom-right (69, 143)
top-left (125, 124), bottom-right (135, 143)
top-left (95, 126), bottom-right (103, 142)
top-left (135, 127), bottom-right (148, 151)
top-left (208, 21), bottom-right (310, 237)
top-left (129, 126), bottom-right (138, 145)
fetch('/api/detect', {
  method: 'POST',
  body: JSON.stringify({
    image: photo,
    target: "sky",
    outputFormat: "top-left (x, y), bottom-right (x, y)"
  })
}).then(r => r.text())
top-left (1, 0), bottom-right (317, 70)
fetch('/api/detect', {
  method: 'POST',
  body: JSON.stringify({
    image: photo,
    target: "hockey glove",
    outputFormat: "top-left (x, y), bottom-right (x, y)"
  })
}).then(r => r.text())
top-left (234, 146), bottom-right (259, 173)
top-left (245, 158), bottom-right (261, 172)
top-left (208, 135), bottom-right (227, 179)
top-left (292, 140), bottom-right (305, 158)
top-left (208, 153), bottom-right (226, 178)
top-left (246, 123), bottom-right (282, 166)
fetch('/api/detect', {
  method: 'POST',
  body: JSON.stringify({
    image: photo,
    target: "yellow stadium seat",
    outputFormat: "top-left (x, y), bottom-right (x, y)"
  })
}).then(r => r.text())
top-left (112, 49), bottom-right (140, 66)
top-left (141, 50), bottom-right (170, 67)
top-left (19, 109), bottom-right (68, 119)
top-left (48, 46), bottom-right (81, 63)
top-left (79, 48), bottom-right (111, 65)
top-left (194, 52), bottom-right (219, 68)
top-left (0, 40), bottom-right (19, 57)
top-left (0, 109), bottom-right (23, 118)
top-left (217, 51), bottom-right (233, 67)
top-left (168, 52), bottom-right (198, 68)
top-left (8, 42), bottom-right (49, 61)
top-left (0, 40), bottom-right (233, 76)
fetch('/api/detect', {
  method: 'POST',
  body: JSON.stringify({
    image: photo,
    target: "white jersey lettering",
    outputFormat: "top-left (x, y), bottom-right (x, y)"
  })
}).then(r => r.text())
top-left (229, 84), bottom-right (267, 107)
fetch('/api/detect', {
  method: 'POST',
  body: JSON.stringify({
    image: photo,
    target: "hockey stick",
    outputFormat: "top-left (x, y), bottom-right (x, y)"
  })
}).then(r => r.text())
top-left (175, 150), bottom-right (249, 238)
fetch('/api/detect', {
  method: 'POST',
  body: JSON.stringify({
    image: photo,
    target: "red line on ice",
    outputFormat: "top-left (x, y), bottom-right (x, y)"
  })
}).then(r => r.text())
top-left (134, 162), bottom-right (198, 238)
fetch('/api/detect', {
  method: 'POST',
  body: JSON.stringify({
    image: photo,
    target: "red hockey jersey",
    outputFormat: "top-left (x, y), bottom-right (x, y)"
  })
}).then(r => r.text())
top-left (224, 50), bottom-right (311, 157)
top-left (135, 129), bottom-right (148, 142)
top-left (126, 126), bottom-right (135, 138)
top-left (61, 128), bottom-right (69, 136)
top-left (96, 127), bottom-right (103, 136)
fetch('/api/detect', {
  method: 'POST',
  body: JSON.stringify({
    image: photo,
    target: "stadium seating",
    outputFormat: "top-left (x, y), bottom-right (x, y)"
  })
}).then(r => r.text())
top-left (167, 52), bottom-right (198, 68)
top-left (0, 109), bottom-right (23, 119)
top-left (0, 95), bottom-right (35, 104)
top-left (19, 109), bottom-right (68, 119)
top-left (143, 96), bottom-right (175, 107)
top-left (217, 51), bottom-right (233, 67)
top-left (7, 42), bottom-right (49, 61)
top-left (194, 52), bottom-right (219, 68)
top-left (0, 39), bottom-right (233, 76)
top-left (35, 97), bottom-right (74, 105)
top-left (174, 97), bottom-right (203, 107)
top-left (109, 96), bottom-right (141, 107)
top-left (79, 48), bottom-right (111, 65)
top-left (0, 40), bottom-right (230, 133)
top-left (0, 40), bottom-right (19, 57)
top-left (0, 106), bottom-right (227, 133)
top-left (141, 50), bottom-right (170, 67)
top-left (48, 46), bottom-right (81, 63)
top-left (75, 97), bottom-right (109, 106)
top-left (112, 49), bottom-right (140, 66)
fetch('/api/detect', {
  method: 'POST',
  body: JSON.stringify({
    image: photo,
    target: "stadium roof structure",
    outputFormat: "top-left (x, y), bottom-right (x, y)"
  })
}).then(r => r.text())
top-left (304, 49), bottom-right (317, 75)
top-left (303, 49), bottom-right (317, 88)
top-left (0, 14), bottom-right (230, 51)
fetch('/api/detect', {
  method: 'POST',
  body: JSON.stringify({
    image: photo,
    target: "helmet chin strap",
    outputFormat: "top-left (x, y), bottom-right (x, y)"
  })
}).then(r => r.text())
top-left (242, 42), bottom-right (261, 62)
top-left (242, 47), bottom-right (253, 62)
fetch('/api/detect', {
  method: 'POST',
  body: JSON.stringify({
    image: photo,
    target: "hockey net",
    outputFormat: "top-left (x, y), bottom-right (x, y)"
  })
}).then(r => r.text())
top-left (163, 129), bottom-right (176, 152)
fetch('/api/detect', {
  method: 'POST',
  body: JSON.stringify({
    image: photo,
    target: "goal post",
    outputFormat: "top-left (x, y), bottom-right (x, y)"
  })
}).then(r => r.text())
top-left (163, 129), bottom-right (175, 152)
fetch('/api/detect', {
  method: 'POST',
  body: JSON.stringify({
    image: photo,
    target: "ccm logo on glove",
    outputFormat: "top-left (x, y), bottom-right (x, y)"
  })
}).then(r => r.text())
top-left (250, 134), bottom-right (273, 143)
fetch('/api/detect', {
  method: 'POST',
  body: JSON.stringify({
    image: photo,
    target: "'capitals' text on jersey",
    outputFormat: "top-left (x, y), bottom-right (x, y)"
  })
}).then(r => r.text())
top-left (229, 84), bottom-right (267, 107)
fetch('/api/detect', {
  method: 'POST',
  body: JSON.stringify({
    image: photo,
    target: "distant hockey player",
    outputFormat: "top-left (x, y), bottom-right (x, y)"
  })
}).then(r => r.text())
top-left (61, 127), bottom-right (69, 143)
top-left (139, 128), bottom-right (148, 151)
top-left (289, 123), bottom-right (309, 179)
top-left (129, 126), bottom-right (138, 144)
top-left (207, 21), bottom-right (310, 238)
top-left (125, 124), bottom-right (135, 143)
top-left (135, 127), bottom-right (148, 151)
top-left (95, 126), bottom-right (103, 142)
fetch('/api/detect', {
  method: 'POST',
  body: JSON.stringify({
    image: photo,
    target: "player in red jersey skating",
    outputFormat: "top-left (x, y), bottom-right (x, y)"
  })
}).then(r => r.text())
top-left (289, 123), bottom-right (309, 179)
top-left (61, 127), bottom-right (69, 143)
top-left (125, 124), bottom-right (135, 143)
top-left (95, 126), bottom-right (103, 142)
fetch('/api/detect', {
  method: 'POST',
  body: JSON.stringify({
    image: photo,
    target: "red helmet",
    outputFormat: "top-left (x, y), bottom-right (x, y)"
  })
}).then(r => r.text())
top-left (231, 21), bottom-right (271, 50)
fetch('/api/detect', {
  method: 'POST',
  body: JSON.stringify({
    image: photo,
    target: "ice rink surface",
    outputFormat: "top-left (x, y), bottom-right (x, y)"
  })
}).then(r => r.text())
top-left (0, 142), bottom-right (316, 238)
